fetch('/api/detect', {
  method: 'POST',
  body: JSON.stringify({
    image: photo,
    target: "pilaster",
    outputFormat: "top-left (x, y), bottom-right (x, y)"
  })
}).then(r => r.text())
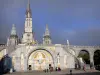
top-left (89, 51), bottom-right (94, 69)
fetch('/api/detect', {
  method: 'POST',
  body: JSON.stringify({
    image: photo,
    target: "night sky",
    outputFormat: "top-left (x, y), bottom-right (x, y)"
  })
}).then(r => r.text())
top-left (0, 0), bottom-right (100, 46)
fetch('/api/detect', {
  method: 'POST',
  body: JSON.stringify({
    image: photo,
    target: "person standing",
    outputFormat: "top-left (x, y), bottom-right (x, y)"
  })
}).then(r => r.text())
top-left (83, 64), bottom-right (86, 71)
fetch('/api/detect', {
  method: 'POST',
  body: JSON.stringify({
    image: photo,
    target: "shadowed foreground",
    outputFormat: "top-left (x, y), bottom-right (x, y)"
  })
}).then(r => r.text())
top-left (4, 69), bottom-right (100, 75)
top-left (66, 72), bottom-right (100, 75)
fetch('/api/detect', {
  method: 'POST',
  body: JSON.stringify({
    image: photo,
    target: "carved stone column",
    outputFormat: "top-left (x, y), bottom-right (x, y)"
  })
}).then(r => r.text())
top-left (89, 51), bottom-right (94, 69)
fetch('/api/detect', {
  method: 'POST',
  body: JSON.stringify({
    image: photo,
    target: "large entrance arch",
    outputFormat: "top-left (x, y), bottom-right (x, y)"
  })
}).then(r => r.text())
top-left (28, 49), bottom-right (54, 70)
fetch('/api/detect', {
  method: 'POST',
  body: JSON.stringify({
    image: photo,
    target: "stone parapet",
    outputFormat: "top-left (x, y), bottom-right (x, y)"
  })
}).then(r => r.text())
top-left (0, 44), bottom-right (6, 51)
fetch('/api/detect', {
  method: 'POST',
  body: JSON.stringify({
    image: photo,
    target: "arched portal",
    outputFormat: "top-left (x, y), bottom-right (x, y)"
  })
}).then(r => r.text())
top-left (28, 49), bottom-right (53, 70)
top-left (94, 50), bottom-right (100, 66)
top-left (78, 50), bottom-right (90, 64)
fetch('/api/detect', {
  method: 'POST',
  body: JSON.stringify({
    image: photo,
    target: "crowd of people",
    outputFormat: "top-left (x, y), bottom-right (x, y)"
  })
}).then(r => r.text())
top-left (44, 66), bottom-right (61, 73)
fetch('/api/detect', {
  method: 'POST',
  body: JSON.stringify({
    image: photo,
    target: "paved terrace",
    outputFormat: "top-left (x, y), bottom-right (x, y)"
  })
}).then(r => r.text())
top-left (4, 69), bottom-right (100, 75)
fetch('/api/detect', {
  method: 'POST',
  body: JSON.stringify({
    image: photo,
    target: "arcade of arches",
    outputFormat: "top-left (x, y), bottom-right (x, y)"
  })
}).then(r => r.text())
top-left (78, 50), bottom-right (100, 68)
top-left (28, 50), bottom-right (54, 70)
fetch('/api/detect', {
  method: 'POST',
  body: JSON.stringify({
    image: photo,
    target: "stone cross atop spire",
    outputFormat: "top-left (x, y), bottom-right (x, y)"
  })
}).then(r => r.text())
top-left (11, 24), bottom-right (17, 36)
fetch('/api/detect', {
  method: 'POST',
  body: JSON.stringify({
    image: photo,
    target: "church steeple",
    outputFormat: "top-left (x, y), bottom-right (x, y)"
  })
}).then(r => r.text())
top-left (26, 0), bottom-right (31, 18)
top-left (43, 24), bottom-right (52, 45)
top-left (22, 0), bottom-right (35, 44)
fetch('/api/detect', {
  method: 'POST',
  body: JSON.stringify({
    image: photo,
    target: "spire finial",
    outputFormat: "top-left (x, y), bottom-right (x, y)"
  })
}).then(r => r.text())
top-left (27, 0), bottom-right (30, 10)
top-left (46, 24), bottom-right (49, 30)
top-left (26, 0), bottom-right (31, 18)
top-left (45, 24), bottom-right (50, 36)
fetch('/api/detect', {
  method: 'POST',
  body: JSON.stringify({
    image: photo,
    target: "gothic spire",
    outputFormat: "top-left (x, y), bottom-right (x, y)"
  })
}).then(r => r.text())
top-left (26, 0), bottom-right (31, 18)
top-left (43, 24), bottom-right (52, 45)
top-left (27, 0), bottom-right (30, 11)
top-left (44, 24), bottom-right (50, 36)
top-left (11, 24), bottom-right (17, 36)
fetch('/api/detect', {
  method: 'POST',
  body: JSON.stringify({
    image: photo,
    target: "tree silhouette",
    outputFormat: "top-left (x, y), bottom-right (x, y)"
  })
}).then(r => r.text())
top-left (0, 54), bottom-right (12, 74)
top-left (78, 50), bottom-right (90, 64)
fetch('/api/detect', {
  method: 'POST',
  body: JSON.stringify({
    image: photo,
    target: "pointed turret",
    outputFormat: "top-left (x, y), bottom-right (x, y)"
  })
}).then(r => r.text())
top-left (10, 24), bottom-right (18, 38)
top-left (26, 0), bottom-right (31, 18)
top-left (43, 24), bottom-right (52, 45)
top-left (11, 24), bottom-right (17, 35)
top-left (7, 24), bottom-right (18, 46)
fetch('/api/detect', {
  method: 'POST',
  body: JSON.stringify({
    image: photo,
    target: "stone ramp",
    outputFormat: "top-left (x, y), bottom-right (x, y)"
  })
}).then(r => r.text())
top-left (4, 69), bottom-right (100, 75)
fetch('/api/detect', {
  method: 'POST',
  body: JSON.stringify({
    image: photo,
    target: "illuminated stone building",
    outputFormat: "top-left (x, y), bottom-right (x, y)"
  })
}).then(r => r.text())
top-left (0, 0), bottom-right (98, 72)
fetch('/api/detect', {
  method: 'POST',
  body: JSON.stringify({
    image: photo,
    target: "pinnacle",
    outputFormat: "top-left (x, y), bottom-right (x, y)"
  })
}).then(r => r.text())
top-left (11, 24), bottom-right (17, 36)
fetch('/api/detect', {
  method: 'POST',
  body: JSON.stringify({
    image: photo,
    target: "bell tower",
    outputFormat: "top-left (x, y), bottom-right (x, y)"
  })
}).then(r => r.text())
top-left (22, 0), bottom-right (35, 44)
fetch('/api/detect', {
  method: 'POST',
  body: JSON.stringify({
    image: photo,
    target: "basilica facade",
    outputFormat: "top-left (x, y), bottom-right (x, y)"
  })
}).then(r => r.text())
top-left (1, 0), bottom-right (100, 72)
top-left (1, 0), bottom-right (76, 71)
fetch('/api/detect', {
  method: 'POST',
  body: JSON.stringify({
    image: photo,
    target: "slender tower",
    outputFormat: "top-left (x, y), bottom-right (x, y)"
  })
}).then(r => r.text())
top-left (22, 0), bottom-right (35, 44)
top-left (43, 24), bottom-right (52, 45)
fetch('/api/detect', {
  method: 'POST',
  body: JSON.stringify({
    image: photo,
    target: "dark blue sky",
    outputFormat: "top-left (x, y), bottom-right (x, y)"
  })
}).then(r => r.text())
top-left (0, 0), bottom-right (100, 46)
